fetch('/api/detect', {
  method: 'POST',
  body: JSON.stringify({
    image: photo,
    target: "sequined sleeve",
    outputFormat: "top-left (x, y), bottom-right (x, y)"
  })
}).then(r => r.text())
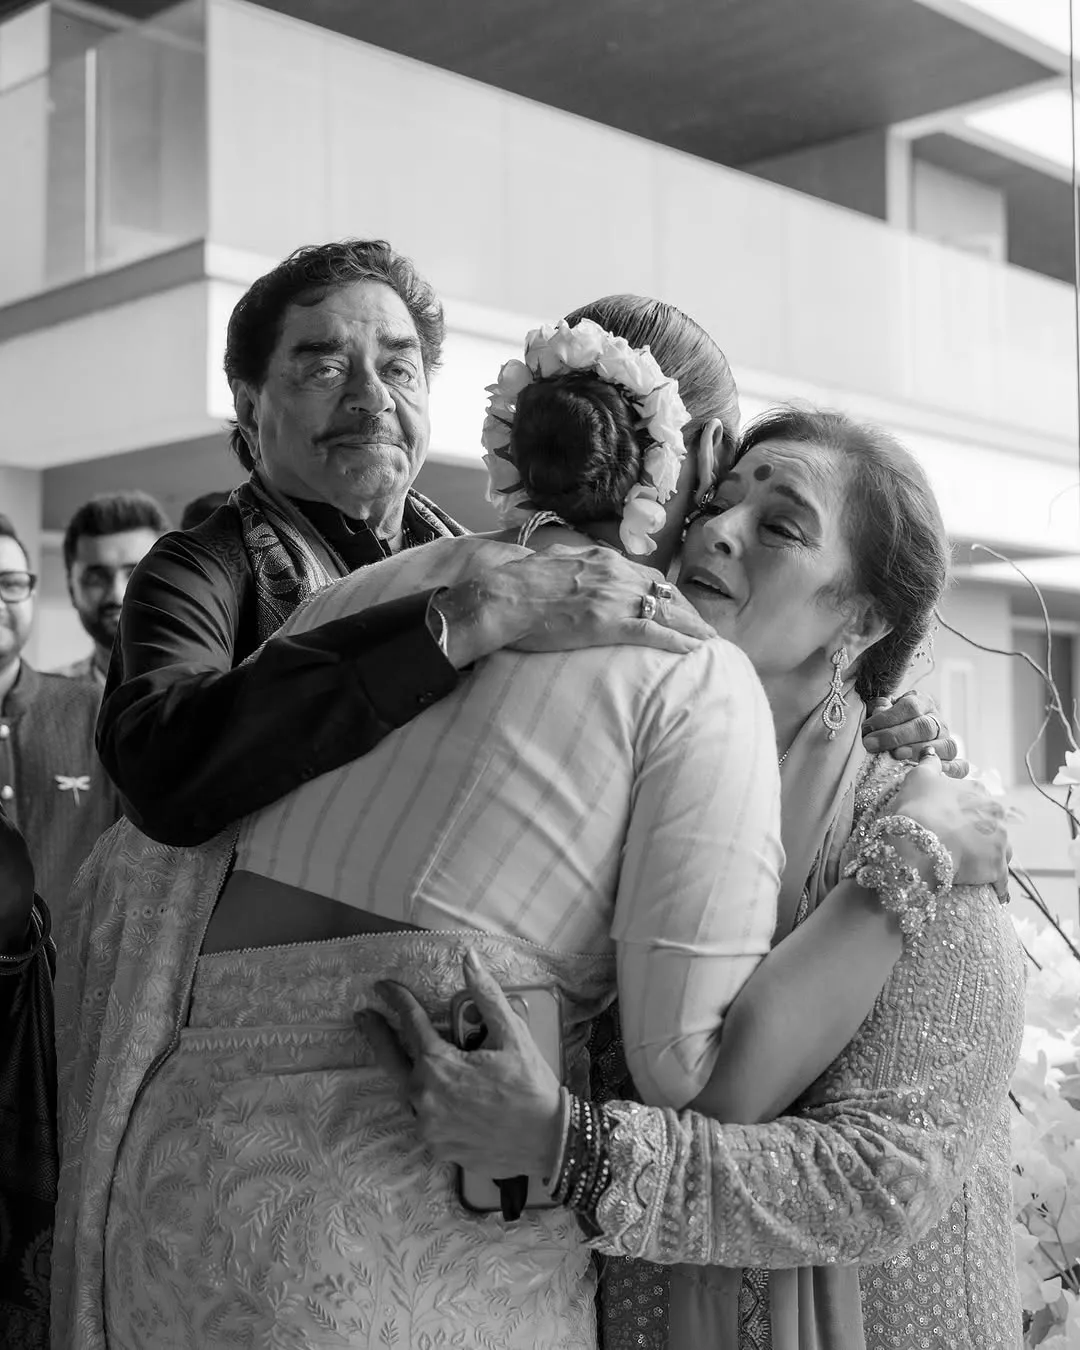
top-left (585, 755), bottom-right (1025, 1270)
top-left (588, 1086), bottom-right (990, 1268)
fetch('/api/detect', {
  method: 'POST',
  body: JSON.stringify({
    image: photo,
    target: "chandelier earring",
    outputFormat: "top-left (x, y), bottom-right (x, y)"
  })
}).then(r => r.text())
top-left (821, 647), bottom-right (849, 740)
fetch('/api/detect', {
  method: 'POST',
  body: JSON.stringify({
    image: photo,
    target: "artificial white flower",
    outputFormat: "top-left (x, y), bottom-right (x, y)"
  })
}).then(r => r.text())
top-left (495, 359), bottom-right (533, 398)
top-left (642, 381), bottom-right (691, 455)
top-left (594, 339), bottom-right (648, 393)
top-left (482, 317), bottom-right (690, 554)
top-left (558, 319), bottom-right (609, 370)
top-left (526, 320), bottom-right (608, 378)
top-left (481, 412), bottom-right (512, 453)
top-left (482, 451), bottom-right (528, 527)
top-left (1052, 748), bottom-right (1080, 787)
top-left (619, 484), bottom-right (667, 556)
top-left (644, 443), bottom-right (680, 499)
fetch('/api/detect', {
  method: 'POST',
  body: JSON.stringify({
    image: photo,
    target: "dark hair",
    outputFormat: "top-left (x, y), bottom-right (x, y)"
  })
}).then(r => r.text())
top-left (180, 491), bottom-right (231, 531)
top-left (505, 295), bottom-right (740, 521)
top-left (0, 514), bottom-right (29, 569)
top-left (737, 406), bottom-right (949, 701)
top-left (224, 239), bottom-right (445, 472)
top-left (62, 491), bottom-right (172, 573)
top-left (511, 373), bottom-right (649, 523)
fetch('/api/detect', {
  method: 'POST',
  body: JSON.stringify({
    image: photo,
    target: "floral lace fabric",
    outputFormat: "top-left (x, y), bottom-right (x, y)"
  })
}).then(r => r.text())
top-left (103, 934), bottom-right (611, 1348)
top-left (52, 816), bottom-right (614, 1349)
top-left (591, 755), bottom-right (1027, 1349)
top-left (52, 820), bottom-right (239, 1350)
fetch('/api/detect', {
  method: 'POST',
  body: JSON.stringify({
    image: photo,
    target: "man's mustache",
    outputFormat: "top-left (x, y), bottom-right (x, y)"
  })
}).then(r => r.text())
top-left (317, 419), bottom-right (403, 448)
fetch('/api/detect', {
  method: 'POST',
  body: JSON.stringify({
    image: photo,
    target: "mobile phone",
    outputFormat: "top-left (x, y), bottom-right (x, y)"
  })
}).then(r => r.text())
top-left (450, 983), bottom-right (564, 1214)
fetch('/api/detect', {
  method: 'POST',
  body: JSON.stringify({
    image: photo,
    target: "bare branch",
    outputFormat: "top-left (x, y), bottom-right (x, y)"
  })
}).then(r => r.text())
top-left (968, 544), bottom-right (1078, 754)
top-left (935, 610), bottom-right (1078, 756)
top-left (1010, 864), bottom-right (1080, 965)
top-left (1022, 712), bottom-right (1080, 829)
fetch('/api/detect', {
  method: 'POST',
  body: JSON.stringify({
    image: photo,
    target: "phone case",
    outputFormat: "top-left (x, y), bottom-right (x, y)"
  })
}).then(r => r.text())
top-left (450, 984), bottom-right (564, 1214)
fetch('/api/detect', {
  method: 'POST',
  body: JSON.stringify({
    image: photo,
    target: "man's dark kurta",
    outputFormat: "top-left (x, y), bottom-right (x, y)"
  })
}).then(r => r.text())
top-left (97, 498), bottom-right (462, 847)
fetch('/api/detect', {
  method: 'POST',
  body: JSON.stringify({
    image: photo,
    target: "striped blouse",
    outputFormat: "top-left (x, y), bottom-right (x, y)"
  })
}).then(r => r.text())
top-left (235, 537), bottom-right (783, 1108)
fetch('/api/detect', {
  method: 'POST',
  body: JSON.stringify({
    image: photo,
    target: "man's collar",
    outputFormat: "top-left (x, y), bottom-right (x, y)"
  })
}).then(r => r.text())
top-left (291, 499), bottom-right (394, 571)
top-left (289, 491), bottom-right (448, 563)
top-left (2, 661), bottom-right (39, 715)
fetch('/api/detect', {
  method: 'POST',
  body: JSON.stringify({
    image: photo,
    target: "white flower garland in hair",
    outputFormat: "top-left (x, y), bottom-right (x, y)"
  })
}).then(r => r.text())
top-left (480, 318), bottom-right (691, 556)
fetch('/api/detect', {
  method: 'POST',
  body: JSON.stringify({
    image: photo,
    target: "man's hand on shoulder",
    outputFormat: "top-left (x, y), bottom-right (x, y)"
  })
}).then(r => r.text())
top-left (862, 690), bottom-right (967, 778)
top-left (432, 546), bottom-right (714, 668)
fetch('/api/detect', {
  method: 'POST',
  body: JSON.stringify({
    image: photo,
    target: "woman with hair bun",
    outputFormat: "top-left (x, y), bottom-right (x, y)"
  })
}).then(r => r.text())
top-left (59, 298), bottom-right (1005, 1350)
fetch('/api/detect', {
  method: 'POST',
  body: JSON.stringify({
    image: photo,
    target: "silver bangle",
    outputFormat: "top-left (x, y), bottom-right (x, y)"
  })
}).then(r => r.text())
top-left (544, 1086), bottom-right (573, 1194)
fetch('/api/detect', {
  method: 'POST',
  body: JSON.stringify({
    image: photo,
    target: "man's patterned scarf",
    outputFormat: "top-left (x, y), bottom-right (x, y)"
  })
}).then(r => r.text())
top-left (231, 474), bottom-right (466, 642)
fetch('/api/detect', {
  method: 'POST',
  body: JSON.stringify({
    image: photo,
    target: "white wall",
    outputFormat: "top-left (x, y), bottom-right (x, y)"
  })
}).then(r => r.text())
top-left (0, 281), bottom-right (223, 466)
top-left (746, 129), bottom-right (890, 220)
top-left (928, 580), bottom-right (1013, 775)
top-left (0, 77), bottom-right (48, 305)
top-left (35, 535), bottom-right (86, 672)
top-left (205, 0), bottom-right (1079, 458)
top-left (0, 5), bottom-right (50, 304)
top-left (912, 159), bottom-right (1007, 263)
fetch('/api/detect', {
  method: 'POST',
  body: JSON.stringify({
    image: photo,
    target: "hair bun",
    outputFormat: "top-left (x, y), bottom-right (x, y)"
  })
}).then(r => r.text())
top-left (510, 371), bottom-right (646, 523)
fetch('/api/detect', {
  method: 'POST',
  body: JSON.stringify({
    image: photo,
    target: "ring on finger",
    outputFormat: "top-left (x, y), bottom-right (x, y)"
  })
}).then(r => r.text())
top-left (640, 594), bottom-right (658, 621)
top-left (651, 580), bottom-right (674, 619)
top-left (919, 746), bottom-right (939, 763)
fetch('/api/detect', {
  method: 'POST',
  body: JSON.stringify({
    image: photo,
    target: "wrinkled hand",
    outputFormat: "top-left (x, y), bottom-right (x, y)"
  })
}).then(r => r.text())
top-left (0, 808), bottom-right (36, 951)
top-left (443, 546), bottom-right (714, 664)
top-left (890, 753), bottom-right (1009, 898)
top-left (358, 951), bottom-right (563, 1178)
top-left (862, 692), bottom-right (967, 778)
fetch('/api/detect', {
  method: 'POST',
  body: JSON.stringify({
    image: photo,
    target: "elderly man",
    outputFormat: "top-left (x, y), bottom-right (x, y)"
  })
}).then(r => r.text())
top-left (99, 238), bottom-right (951, 845)
top-left (98, 239), bottom-right (719, 845)
top-left (55, 491), bottom-right (171, 689)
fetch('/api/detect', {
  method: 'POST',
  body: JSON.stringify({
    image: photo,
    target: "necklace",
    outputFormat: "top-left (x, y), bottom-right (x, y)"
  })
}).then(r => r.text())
top-left (778, 749), bottom-right (790, 767)
top-left (517, 510), bottom-right (574, 548)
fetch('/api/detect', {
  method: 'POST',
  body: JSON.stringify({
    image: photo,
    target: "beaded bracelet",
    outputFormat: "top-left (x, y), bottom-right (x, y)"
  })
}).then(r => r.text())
top-left (842, 814), bottom-right (955, 936)
top-left (551, 1093), bottom-right (613, 1234)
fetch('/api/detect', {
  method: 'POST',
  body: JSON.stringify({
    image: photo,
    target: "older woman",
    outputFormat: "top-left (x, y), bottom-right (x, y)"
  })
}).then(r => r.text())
top-left (368, 408), bottom-right (1024, 1350)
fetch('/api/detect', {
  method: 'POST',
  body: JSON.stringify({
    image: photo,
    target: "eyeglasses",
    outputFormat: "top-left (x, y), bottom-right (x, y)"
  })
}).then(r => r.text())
top-left (0, 572), bottom-right (36, 603)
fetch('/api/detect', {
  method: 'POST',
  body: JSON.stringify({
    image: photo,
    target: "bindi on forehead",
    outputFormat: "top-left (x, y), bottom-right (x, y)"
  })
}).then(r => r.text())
top-left (752, 464), bottom-right (773, 481)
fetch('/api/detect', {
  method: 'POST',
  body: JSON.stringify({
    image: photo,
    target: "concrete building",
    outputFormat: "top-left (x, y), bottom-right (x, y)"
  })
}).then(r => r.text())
top-left (0, 0), bottom-right (1077, 907)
